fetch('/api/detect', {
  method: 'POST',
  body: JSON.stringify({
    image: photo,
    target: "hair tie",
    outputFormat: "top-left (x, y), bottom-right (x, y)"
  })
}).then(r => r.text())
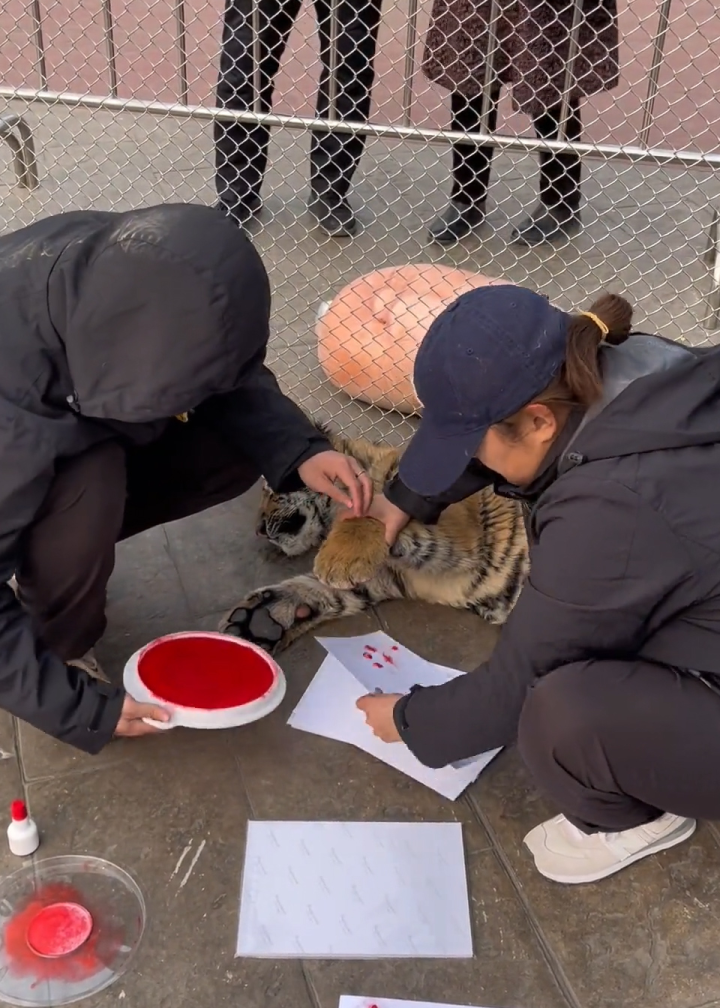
top-left (578, 311), bottom-right (609, 337)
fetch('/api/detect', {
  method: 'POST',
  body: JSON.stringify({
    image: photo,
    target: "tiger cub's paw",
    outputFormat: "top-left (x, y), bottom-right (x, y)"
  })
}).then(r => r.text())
top-left (219, 587), bottom-right (312, 653)
top-left (313, 517), bottom-right (389, 589)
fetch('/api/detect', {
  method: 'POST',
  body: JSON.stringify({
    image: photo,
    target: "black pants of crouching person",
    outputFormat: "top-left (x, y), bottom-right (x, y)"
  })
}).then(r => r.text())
top-left (518, 659), bottom-right (720, 832)
top-left (14, 420), bottom-right (259, 663)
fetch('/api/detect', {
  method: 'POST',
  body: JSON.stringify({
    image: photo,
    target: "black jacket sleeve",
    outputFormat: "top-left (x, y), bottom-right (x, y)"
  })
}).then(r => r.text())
top-left (385, 460), bottom-right (497, 524)
top-left (0, 425), bottom-right (124, 753)
top-left (394, 477), bottom-right (692, 768)
top-left (197, 354), bottom-right (331, 492)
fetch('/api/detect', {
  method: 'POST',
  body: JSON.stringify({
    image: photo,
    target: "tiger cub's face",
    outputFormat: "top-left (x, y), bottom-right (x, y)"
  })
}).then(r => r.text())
top-left (256, 482), bottom-right (334, 556)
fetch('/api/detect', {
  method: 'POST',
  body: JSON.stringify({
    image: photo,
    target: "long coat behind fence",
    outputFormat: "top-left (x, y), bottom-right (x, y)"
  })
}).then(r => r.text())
top-left (423, 0), bottom-right (619, 118)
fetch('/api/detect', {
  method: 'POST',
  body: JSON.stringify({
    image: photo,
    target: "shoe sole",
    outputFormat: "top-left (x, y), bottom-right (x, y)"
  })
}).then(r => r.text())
top-left (216, 202), bottom-right (263, 227)
top-left (429, 221), bottom-right (484, 246)
top-left (313, 219), bottom-right (357, 238)
top-left (307, 203), bottom-right (357, 238)
top-left (529, 818), bottom-right (696, 884)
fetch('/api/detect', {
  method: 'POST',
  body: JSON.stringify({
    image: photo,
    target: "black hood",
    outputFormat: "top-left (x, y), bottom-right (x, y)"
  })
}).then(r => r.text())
top-left (44, 203), bottom-right (271, 423)
top-left (560, 334), bottom-right (720, 471)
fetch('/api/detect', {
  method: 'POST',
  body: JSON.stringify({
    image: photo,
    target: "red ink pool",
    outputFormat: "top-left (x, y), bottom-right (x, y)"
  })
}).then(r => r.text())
top-left (4, 883), bottom-right (104, 983)
top-left (138, 635), bottom-right (275, 710)
top-left (26, 903), bottom-right (93, 958)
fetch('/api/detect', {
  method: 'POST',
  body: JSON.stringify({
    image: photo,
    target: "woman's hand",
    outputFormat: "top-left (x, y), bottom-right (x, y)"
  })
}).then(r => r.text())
top-left (356, 693), bottom-right (403, 742)
top-left (114, 695), bottom-right (170, 737)
top-left (366, 493), bottom-right (411, 545)
top-left (298, 451), bottom-right (373, 517)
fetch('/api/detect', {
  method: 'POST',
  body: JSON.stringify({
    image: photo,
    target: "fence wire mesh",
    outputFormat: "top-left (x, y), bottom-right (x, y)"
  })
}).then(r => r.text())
top-left (0, 0), bottom-right (719, 442)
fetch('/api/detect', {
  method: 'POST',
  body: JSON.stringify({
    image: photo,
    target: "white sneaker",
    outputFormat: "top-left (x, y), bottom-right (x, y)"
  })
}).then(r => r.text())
top-left (67, 650), bottom-right (109, 684)
top-left (524, 812), bottom-right (696, 884)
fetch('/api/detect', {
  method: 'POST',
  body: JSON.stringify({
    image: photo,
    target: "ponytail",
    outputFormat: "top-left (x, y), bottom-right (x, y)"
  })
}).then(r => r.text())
top-left (536, 292), bottom-right (633, 410)
top-left (494, 292), bottom-right (633, 439)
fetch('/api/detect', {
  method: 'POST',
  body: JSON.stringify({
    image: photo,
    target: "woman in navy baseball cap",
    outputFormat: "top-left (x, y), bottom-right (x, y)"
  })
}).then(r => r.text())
top-left (357, 283), bottom-right (720, 883)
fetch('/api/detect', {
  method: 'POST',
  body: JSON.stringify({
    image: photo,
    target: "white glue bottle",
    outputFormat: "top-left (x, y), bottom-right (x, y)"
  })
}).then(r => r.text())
top-left (7, 800), bottom-right (39, 856)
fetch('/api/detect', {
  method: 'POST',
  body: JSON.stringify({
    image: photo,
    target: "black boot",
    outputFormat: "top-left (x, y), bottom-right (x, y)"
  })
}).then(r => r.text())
top-left (510, 202), bottom-right (581, 246)
top-left (308, 194), bottom-right (357, 238)
top-left (216, 195), bottom-right (263, 229)
top-left (428, 201), bottom-right (486, 245)
top-left (516, 99), bottom-right (583, 246)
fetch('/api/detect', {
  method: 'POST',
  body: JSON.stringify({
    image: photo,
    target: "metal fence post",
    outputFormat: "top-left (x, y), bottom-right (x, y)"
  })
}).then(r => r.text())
top-left (101, 0), bottom-right (119, 98)
top-left (174, 0), bottom-right (189, 105)
top-left (639, 0), bottom-right (673, 148)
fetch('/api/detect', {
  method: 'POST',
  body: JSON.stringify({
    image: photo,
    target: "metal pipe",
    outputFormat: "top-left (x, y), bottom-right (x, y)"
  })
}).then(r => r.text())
top-left (0, 122), bottom-right (31, 188)
top-left (479, 0), bottom-right (501, 133)
top-left (13, 116), bottom-right (39, 188)
top-left (0, 114), bottom-right (38, 189)
top-left (29, 0), bottom-right (48, 91)
top-left (702, 208), bottom-right (720, 331)
top-left (174, 0), bottom-right (189, 105)
top-left (252, 0), bottom-right (262, 115)
top-left (3, 86), bottom-right (720, 170)
top-left (101, 0), bottom-right (119, 99)
top-left (558, 0), bottom-right (584, 141)
top-left (328, 0), bottom-right (340, 120)
top-left (639, 0), bottom-right (673, 148)
top-left (401, 0), bottom-right (420, 127)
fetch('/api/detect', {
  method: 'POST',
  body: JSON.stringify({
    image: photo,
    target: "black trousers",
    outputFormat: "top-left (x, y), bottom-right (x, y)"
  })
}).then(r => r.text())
top-left (519, 659), bottom-right (720, 833)
top-left (15, 421), bottom-right (259, 662)
top-left (215, 0), bottom-right (383, 208)
top-left (450, 89), bottom-right (582, 211)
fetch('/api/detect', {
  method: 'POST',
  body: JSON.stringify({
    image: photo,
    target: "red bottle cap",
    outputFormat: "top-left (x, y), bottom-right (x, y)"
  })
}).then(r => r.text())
top-left (10, 800), bottom-right (27, 822)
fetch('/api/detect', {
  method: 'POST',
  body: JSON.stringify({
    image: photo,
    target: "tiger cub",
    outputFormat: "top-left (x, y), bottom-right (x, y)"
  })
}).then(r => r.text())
top-left (220, 426), bottom-right (529, 652)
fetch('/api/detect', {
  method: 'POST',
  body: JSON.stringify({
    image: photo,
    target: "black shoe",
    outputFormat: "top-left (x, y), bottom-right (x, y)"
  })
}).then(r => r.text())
top-left (216, 196), bottom-right (262, 228)
top-left (511, 203), bottom-right (581, 246)
top-left (308, 195), bottom-right (357, 237)
top-left (428, 201), bottom-right (486, 245)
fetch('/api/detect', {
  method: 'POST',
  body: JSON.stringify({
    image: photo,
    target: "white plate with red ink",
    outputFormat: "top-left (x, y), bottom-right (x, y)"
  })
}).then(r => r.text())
top-left (122, 631), bottom-right (286, 730)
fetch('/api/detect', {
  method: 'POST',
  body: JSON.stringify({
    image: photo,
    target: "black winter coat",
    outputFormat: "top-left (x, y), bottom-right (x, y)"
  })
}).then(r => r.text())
top-left (0, 203), bottom-right (329, 753)
top-left (387, 334), bottom-right (720, 768)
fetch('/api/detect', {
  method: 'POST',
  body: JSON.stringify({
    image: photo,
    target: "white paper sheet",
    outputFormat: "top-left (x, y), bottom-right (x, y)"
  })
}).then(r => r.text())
top-left (287, 632), bottom-right (501, 800)
top-left (339, 999), bottom-right (495, 1008)
top-left (236, 821), bottom-right (473, 959)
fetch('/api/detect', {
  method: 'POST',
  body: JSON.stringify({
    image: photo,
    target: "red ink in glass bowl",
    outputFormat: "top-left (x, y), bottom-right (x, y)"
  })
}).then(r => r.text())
top-left (4, 883), bottom-right (106, 984)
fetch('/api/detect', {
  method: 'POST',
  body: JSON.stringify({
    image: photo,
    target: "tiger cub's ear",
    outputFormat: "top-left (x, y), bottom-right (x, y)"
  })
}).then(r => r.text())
top-left (313, 517), bottom-right (389, 590)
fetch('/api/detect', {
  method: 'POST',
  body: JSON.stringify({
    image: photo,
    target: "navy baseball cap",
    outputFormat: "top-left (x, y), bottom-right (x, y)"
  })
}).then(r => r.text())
top-left (400, 285), bottom-right (570, 495)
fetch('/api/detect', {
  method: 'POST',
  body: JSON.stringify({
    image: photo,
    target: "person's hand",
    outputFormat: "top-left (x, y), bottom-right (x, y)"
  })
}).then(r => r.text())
top-left (298, 451), bottom-right (373, 516)
top-left (356, 693), bottom-right (403, 742)
top-left (114, 694), bottom-right (170, 737)
top-left (365, 493), bottom-right (411, 545)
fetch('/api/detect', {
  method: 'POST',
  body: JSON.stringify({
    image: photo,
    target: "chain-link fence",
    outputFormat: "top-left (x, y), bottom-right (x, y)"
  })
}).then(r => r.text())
top-left (1, 0), bottom-right (719, 442)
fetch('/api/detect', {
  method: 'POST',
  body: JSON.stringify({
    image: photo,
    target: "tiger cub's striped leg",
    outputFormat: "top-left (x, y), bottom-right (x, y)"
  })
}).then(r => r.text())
top-left (218, 571), bottom-right (401, 653)
top-left (388, 524), bottom-right (469, 573)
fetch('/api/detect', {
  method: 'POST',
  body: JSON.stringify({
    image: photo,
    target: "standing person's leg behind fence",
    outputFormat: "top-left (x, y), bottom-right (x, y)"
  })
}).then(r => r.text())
top-left (428, 88), bottom-right (500, 244)
top-left (308, 0), bottom-right (383, 237)
top-left (511, 98), bottom-right (583, 245)
top-left (215, 0), bottom-right (303, 225)
top-left (15, 422), bottom-right (260, 677)
top-left (508, 0), bottom-right (619, 245)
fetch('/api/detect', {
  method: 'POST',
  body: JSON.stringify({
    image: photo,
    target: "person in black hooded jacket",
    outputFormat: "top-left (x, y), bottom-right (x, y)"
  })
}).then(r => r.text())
top-left (0, 202), bottom-right (370, 754)
top-left (357, 283), bottom-right (720, 884)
